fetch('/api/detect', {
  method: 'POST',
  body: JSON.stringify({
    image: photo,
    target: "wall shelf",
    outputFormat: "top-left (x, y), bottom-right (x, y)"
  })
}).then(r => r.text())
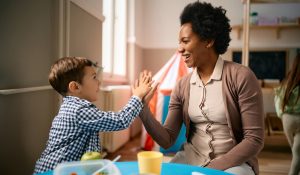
top-left (241, 0), bottom-right (300, 66)
top-left (251, 0), bottom-right (300, 3)
top-left (232, 24), bottom-right (300, 39)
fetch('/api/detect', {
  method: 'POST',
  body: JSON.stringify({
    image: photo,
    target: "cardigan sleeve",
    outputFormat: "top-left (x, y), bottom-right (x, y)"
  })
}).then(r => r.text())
top-left (207, 66), bottom-right (264, 173)
top-left (139, 80), bottom-right (184, 149)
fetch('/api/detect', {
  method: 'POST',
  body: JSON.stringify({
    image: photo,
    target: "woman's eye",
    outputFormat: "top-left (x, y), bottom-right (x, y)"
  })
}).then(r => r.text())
top-left (183, 40), bottom-right (188, 44)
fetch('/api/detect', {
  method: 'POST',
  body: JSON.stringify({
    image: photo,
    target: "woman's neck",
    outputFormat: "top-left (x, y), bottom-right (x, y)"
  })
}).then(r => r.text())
top-left (197, 54), bottom-right (218, 84)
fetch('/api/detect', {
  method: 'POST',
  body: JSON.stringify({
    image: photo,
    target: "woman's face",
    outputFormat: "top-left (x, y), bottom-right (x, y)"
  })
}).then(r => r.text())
top-left (178, 23), bottom-right (210, 68)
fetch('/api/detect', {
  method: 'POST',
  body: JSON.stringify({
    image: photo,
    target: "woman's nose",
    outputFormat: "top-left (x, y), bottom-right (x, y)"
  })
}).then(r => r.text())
top-left (178, 44), bottom-right (184, 53)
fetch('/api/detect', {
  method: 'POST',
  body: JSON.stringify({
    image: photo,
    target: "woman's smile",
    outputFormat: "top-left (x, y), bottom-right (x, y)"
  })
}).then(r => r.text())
top-left (182, 53), bottom-right (191, 63)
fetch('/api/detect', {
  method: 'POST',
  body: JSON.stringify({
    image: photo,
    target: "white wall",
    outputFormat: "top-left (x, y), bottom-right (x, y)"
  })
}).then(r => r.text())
top-left (69, 2), bottom-right (102, 64)
top-left (71, 0), bottom-right (103, 20)
top-left (135, 0), bottom-right (300, 49)
top-left (134, 0), bottom-right (145, 47)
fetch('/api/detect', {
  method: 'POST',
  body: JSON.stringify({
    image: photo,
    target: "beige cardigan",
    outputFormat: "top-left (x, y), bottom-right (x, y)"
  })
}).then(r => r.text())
top-left (140, 60), bottom-right (264, 174)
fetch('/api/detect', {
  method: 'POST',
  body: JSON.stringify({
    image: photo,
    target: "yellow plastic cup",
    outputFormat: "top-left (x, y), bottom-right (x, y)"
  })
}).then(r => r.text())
top-left (137, 151), bottom-right (163, 175)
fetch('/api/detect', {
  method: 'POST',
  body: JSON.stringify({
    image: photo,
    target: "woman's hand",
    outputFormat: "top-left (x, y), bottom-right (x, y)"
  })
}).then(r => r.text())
top-left (143, 81), bottom-right (159, 104)
top-left (134, 70), bottom-right (159, 104)
top-left (132, 70), bottom-right (153, 100)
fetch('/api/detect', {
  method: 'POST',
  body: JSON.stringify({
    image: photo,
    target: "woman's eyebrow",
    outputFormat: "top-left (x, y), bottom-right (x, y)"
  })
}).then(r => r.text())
top-left (180, 37), bottom-right (189, 42)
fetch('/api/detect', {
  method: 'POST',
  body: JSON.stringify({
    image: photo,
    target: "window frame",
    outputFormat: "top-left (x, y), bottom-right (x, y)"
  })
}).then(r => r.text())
top-left (102, 0), bottom-right (128, 85)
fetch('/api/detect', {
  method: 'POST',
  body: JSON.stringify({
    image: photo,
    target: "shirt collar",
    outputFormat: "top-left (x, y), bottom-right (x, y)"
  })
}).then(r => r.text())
top-left (210, 56), bottom-right (224, 81)
top-left (190, 68), bottom-right (202, 86)
top-left (63, 95), bottom-right (91, 105)
top-left (190, 56), bottom-right (224, 86)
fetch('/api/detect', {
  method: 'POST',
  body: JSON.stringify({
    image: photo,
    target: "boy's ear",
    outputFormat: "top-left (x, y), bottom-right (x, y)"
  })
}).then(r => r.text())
top-left (68, 81), bottom-right (80, 93)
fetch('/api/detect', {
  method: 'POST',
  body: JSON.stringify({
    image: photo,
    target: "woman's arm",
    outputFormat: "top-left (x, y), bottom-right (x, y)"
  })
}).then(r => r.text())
top-left (139, 81), bottom-right (184, 149)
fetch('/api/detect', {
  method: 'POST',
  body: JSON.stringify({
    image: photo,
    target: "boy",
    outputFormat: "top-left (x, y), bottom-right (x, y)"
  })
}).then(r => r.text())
top-left (34, 57), bottom-right (152, 173)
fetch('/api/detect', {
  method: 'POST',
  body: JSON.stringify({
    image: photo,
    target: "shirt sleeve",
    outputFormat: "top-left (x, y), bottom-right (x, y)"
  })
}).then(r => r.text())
top-left (76, 96), bottom-right (143, 132)
top-left (139, 80), bottom-right (184, 149)
top-left (274, 87), bottom-right (283, 118)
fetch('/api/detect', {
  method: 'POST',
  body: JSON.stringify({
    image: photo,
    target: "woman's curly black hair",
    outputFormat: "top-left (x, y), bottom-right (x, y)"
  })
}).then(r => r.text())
top-left (180, 1), bottom-right (231, 54)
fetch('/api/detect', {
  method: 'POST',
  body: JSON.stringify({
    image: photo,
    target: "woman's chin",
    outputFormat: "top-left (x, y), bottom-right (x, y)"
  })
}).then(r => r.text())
top-left (184, 62), bottom-right (193, 68)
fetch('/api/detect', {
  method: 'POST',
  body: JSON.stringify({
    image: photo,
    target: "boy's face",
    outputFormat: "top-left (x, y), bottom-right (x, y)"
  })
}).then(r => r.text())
top-left (77, 66), bottom-right (100, 102)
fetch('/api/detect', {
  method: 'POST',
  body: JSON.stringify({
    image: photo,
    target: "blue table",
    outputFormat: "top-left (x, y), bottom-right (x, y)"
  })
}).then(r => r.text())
top-left (37, 162), bottom-right (232, 175)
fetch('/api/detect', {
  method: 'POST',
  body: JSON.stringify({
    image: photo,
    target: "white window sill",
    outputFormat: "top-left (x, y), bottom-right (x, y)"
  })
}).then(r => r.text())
top-left (101, 73), bottom-right (129, 86)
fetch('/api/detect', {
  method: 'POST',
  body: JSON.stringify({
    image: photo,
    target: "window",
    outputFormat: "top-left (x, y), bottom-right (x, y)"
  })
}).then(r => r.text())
top-left (102, 0), bottom-right (127, 84)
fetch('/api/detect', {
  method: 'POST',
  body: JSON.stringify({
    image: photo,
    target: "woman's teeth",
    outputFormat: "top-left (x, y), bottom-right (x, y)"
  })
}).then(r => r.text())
top-left (185, 55), bottom-right (190, 60)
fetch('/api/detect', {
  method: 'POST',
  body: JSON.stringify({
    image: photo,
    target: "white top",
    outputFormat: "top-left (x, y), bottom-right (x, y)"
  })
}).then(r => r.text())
top-left (187, 57), bottom-right (236, 166)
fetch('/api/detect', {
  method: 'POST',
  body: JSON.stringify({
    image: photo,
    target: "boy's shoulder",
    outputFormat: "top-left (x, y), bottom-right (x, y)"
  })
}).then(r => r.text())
top-left (61, 96), bottom-right (95, 111)
top-left (56, 96), bottom-right (98, 121)
top-left (64, 96), bottom-right (91, 104)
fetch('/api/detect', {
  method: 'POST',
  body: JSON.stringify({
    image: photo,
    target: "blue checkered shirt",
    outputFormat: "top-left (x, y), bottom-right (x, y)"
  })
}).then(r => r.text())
top-left (34, 95), bottom-right (143, 174)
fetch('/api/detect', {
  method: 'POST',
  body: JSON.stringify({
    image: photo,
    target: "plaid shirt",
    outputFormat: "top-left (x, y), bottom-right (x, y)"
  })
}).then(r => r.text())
top-left (34, 95), bottom-right (143, 174)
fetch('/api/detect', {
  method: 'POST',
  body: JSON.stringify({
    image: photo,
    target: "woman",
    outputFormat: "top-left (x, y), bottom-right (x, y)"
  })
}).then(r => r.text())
top-left (274, 53), bottom-right (300, 175)
top-left (139, 2), bottom-right (264, 175)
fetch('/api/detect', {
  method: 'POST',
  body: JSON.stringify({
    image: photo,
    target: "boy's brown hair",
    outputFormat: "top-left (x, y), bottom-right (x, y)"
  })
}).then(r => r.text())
top-left (49, 57), bottom-right (96, 96)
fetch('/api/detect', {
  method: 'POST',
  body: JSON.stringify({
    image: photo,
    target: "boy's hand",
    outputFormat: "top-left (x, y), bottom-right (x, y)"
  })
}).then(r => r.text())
top-left (132, 70), bottom-right (153, 100)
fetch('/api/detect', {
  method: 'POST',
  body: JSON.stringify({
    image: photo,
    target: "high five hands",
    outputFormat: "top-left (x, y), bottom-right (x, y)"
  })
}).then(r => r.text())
top-left (133, 70), bottom-right (159, 105)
